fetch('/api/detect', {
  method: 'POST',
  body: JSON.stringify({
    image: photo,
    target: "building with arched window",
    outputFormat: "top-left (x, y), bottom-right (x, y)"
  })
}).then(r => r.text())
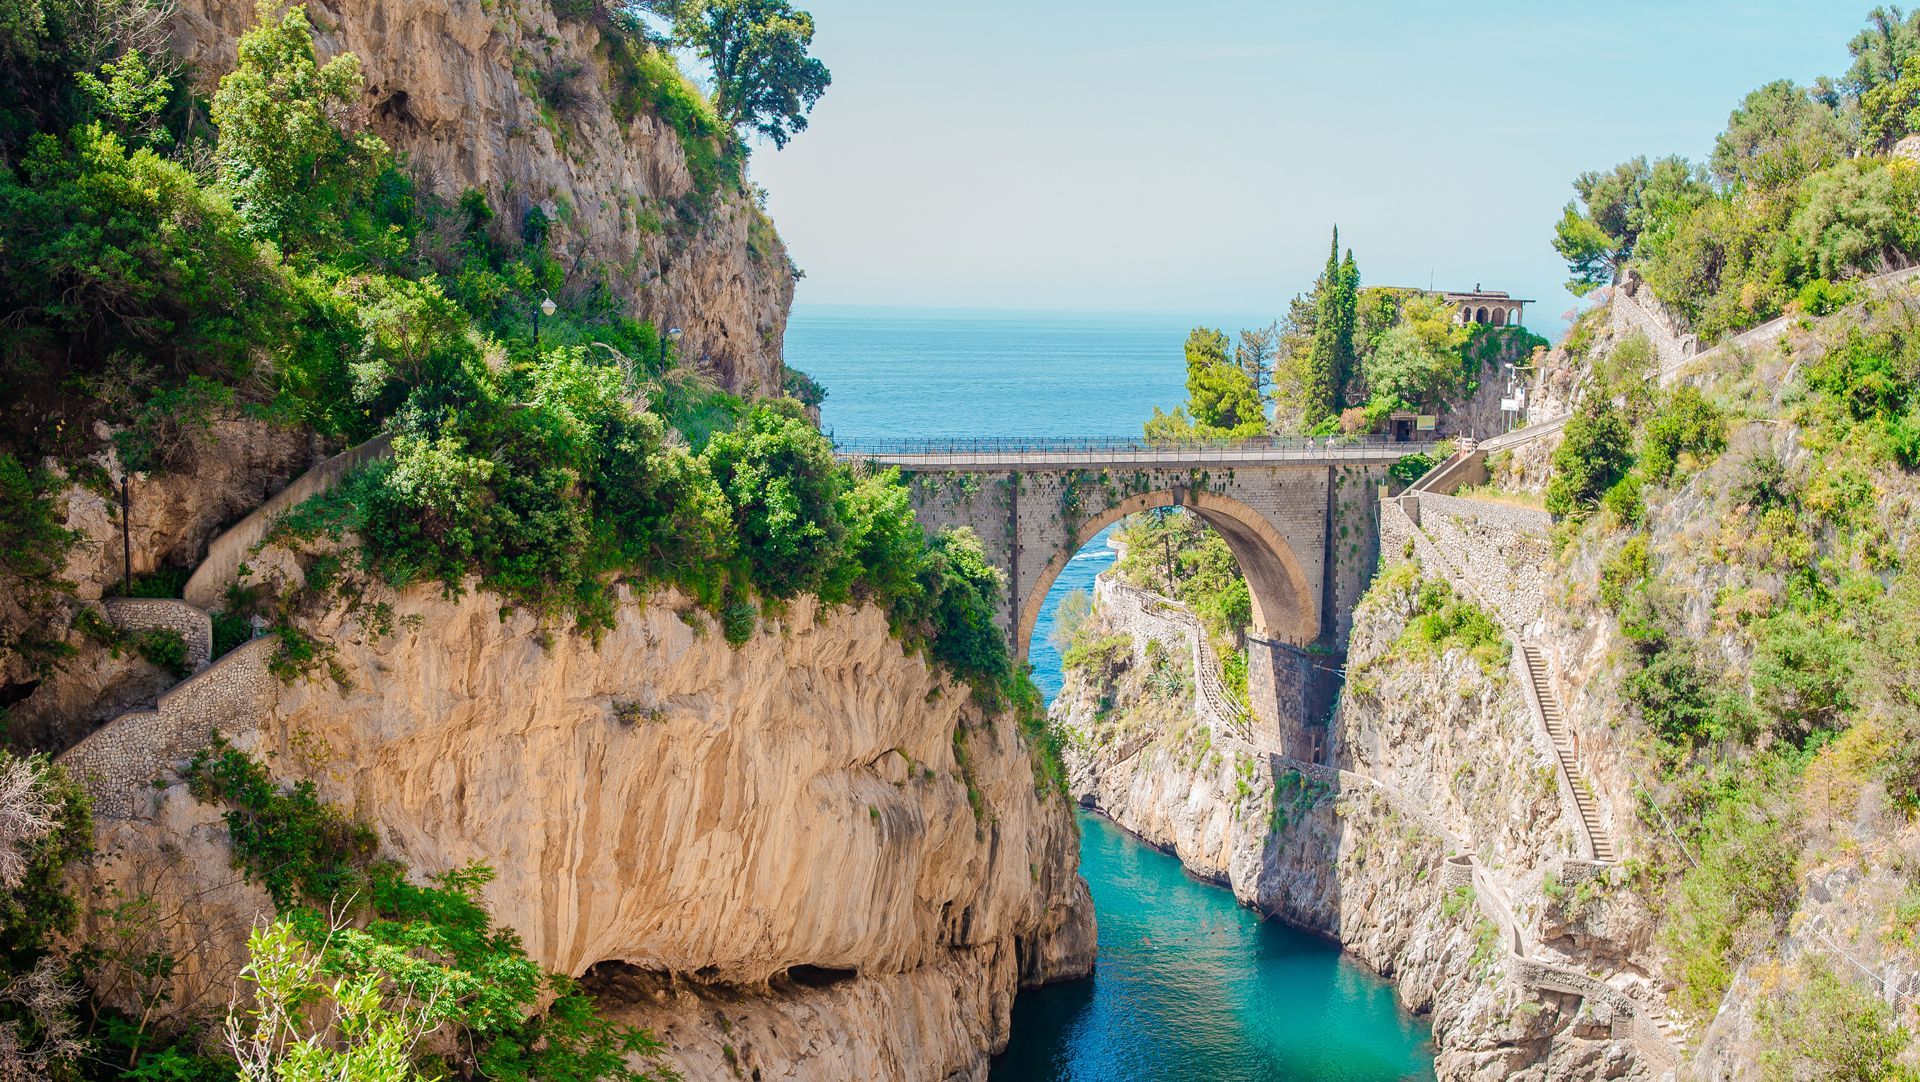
top-left (1439, 285), bottom-right (1530, 328)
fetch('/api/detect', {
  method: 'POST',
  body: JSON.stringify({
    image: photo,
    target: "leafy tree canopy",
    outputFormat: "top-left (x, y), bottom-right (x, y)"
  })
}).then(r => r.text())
top-left (670, 0), bottom-right (830, 149)
top-left (1711, 80), bottom-right (1851, 191)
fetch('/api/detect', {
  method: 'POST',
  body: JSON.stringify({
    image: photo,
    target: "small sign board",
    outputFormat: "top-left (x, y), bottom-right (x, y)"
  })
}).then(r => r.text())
top-left (1415, 415), bottom-right (1438, 431)
top-left (1499, 397), bottom-right (1522, 412)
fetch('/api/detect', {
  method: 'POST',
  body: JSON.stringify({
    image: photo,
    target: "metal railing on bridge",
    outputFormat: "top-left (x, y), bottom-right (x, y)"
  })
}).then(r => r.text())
top-left (831, 433), bottom-right (1441, 459)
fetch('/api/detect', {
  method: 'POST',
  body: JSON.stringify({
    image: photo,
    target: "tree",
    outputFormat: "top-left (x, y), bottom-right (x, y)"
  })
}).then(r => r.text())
top-left (1839, 5), bottom-right (1920, 99)
top-left (1235, 322), bottom-right (1278, 396)
top-left (1362, 295), bottom-right (1468, 413)
top-left (1711, 80), bottom-right (1850, 190)
top-left (700, 398), bottom-right (847, 598)
top-left (1301, 227), bottom-right (1359, 427)
top-left (671, 0), bottom-right (830, 149)
top-left (1787, 157), bottom-right (1918, 281)
top-left (1862, 52), bottom-right (1920, 147)
top-left (211, 1), bottom-right (390, 253)
top-left (1182, 327), bottom-right (1265, 436)
top-left (1545, 398), bottom-right (1632, 517)
top-left (1553, 156), bottom-right (1707, 295)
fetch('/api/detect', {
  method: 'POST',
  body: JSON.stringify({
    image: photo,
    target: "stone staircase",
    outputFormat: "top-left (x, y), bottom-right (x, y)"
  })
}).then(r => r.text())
top-left (60, 436), bottom-right (388, 818)
top-left (1520, 643), bottom-right (1615, 863)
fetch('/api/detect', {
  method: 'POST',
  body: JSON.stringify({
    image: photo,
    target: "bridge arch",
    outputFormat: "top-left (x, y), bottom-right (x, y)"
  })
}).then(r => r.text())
top-left (1014, 488), bottom-right (1319, 658)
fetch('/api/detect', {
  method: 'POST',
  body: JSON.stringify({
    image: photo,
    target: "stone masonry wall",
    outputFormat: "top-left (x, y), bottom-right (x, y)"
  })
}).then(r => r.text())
top-left (183, 434), bottom-right (394, 610)
top-left (57, 636), bottom-right (277, 819)
top-left (102, 598), bottom-right (214, 671)
top-left (1608, 272), bottom-right (1698, 371)
top-left (1400, 493), bottom-right (1553, 633)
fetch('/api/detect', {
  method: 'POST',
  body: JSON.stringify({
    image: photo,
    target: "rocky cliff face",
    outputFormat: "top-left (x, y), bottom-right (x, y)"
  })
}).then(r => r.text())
top-left (75, 583), bottom-right (1093, 1080)
top-left (1056, 575), bottom-right (1640, 1080)
top-left (168, 0), bottom-right (793, 396)
top-left (2, 418), bottom-right (316, 738)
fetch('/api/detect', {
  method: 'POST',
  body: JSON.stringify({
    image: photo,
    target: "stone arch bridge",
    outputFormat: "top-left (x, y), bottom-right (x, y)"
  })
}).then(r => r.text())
top-left (834, 436), bottom-right (1438, 753)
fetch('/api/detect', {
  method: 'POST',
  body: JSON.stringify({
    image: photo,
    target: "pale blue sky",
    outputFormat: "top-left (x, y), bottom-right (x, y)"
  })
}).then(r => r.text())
top-left (744, 1), bottom-right (1873, 338)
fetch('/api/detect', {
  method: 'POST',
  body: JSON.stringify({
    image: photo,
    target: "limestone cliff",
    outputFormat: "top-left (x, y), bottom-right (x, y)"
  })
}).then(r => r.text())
top-left (168, 0), bottom-right (793, 396)
top-left (71, 582), bottom-right (1093, 1080)
top-left (1055, 575), bottom-right (1639, 1080)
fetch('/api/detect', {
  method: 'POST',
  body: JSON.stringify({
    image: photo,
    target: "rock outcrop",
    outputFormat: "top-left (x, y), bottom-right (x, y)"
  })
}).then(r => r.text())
top-left (1055, 572), bottom-right (1641, 1080)
top-left (73, 584), bottom-right (1094, 1081)
top-left (168, 0), bottom-right (793, 396)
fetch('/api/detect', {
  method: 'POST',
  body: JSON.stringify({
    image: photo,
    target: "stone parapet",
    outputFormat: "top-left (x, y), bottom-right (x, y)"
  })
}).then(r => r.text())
top-left (102, 597), bottom-right (214, 671)
top-left (184, 433), bottom-right (393, 609)
top-left (57, 636), bottom-right (277, 819)
top-left (1399, 492), bottom-right (1552, 633)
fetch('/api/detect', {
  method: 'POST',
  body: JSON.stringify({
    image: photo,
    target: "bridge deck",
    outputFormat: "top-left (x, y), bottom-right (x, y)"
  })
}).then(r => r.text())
top-left (833, 436), bottom-right (1444, 471)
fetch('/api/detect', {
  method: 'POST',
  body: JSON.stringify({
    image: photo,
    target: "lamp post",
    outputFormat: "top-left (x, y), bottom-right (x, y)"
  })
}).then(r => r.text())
top-left (533, 293), bottom-right (556, 346)
top-left (660, 325), bottom-right (682, 370)
top-left (120, 468), bottom-right (131, 598)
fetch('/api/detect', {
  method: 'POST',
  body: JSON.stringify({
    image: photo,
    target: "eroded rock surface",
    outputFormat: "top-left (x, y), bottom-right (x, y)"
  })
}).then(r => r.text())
top-left (170, 0), bottom-right (794, 396)
top-left (74, 586), bottom-right (1093, 1080)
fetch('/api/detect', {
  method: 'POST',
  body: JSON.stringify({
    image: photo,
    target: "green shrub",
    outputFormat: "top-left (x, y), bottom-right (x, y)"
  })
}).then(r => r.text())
top-left (1546, 398), bottom-right (1632, 517)
top-left (1598, 535), bottom-right (1652, 610)
top-left (184, 739), bottom-right (379, 909)
top-left (1396, 577), bottom-right (1508, 673)
top-left (122, 567), bottom-right (189, 598)
top-left (1388, 452), bottom-right (1437, 486)
top-left (782, 365), bottom-right (826, 408)
top-left (1623, 646), bottom-right (1719, 746)
top-left (1062, 632), bottom-right (1132, 679)
top-left (1794, 277), bottom-right (1862, 316)
top-left (1661, 773), bottom-right (1801, 1025)
top-left (1758, 959), bottom-right (1918, 1081)
top-left (209, 609), bottom-right (253, 659)
top-left (130, 626), bottom-right (191, 679)
top-left (187, 743), bottom-right (672, 1080)
top-left (1751, 610), bottom-right (1858, 742)
top-left (1639, 385), bottom-right (1726, 485)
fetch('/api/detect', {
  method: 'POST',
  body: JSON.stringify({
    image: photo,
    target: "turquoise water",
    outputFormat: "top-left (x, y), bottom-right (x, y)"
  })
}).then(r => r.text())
top-left (786, 306), bottom-right (1437, 1079)
top-left (991, 812), bottom-right (1437, 1082)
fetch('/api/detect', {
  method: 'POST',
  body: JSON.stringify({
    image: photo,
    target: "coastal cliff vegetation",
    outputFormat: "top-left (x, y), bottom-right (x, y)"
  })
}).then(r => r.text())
top-left (0, 2), bottom-right (1074, 1079)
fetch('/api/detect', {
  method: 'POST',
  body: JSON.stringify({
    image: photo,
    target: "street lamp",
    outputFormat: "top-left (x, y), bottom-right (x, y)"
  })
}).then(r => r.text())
top-left (533, 293), bottom-right (556, 345)
top-left (660, 325), bottom-right (682, 370)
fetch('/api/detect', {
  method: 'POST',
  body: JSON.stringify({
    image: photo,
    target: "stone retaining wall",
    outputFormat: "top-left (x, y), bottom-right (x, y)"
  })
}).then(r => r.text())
top-left (1094, 577), bottom-right (1251, 741)
top-left (57, 637), bottom-right (277, 819)
top-left (1399, 493), bottom-right (1552, 633)
top-left (102, 598), bottom-right (213, 671)
top-left (1608, 272), bottom-right (1699, 372)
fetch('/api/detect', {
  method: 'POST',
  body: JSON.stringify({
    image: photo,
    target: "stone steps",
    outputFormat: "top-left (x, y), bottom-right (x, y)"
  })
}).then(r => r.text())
top-left (1521, 643), bottom-right (1615, 863)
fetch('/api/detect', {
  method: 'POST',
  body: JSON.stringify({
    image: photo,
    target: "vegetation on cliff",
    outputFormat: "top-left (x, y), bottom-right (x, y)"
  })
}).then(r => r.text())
top-left (0, 2), bottom-right (1055, 1078)
top-left (1554, 8), bottom-right (1920, 340)
top-left (1537, 16), bottom-right (1920, 1048)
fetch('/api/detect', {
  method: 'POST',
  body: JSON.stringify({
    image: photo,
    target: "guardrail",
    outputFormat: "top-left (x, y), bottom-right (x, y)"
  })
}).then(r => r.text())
top-left (832, 434), bottom-right (1440, 456)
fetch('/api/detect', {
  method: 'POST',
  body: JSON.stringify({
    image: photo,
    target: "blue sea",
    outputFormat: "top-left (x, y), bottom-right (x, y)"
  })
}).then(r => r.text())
top-left (786, 304), bottom-right (1437, 1080)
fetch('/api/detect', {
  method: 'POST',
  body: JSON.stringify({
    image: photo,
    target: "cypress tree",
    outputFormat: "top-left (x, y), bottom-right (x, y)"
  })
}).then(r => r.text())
top-left (1303, 227), bottom-right (1360, 427)
top-left (1333, 247), bottom-right (1361, 407)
